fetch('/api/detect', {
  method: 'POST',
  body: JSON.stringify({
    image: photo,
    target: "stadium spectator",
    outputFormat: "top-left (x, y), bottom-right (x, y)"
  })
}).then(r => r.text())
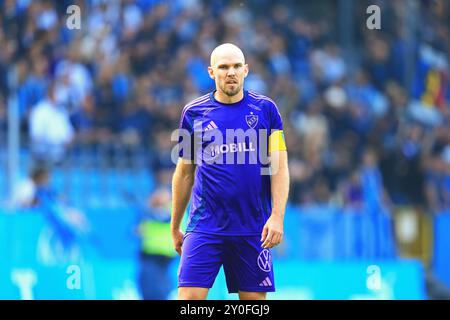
top-left (28, 82), bottom-right (74, 165)
top-left (425, 146), bottom-right (450, 212)
top-left (11, 163), bottom-right (90, 264)
top-left (12, 165), bottom-right (51, 208)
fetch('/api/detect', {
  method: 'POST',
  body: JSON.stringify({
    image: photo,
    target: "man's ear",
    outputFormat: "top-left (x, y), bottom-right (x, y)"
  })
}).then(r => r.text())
top-left (244, 64), bottom-right (249, 78)
top-left (207, 66), bottom-right (215, 80)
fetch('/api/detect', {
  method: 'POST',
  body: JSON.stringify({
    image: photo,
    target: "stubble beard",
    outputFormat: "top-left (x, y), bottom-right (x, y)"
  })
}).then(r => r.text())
top-left (220, 82), bottom-right (242, 97)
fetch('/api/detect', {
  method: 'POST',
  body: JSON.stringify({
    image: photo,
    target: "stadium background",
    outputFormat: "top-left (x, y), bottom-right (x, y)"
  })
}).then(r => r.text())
top-left (0, 0), bottom-right (449, 299)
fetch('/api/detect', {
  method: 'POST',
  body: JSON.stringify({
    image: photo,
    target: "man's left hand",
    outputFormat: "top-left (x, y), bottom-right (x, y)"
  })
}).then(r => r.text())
top-left (261, 214), bottom-right (284, 249)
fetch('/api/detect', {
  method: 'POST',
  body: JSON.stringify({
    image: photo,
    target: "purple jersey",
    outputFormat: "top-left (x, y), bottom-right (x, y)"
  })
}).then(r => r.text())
top-left (178, 90), bottom-right (284, 236)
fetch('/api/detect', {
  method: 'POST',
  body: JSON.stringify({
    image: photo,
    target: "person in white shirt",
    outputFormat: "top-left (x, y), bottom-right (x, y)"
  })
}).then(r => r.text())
top-left (29, 82), bottom-right (74, 164)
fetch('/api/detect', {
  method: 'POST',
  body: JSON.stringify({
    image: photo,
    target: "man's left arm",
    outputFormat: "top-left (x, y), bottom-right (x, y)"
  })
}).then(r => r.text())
top-left (261, 149), bottom-right (289, 249)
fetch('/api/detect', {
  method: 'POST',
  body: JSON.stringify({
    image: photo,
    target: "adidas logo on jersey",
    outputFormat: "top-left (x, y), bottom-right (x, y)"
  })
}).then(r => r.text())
top-left (259, 277), bottom-right (273, 287)
top-left (204, 121), bottom-right (218, 131)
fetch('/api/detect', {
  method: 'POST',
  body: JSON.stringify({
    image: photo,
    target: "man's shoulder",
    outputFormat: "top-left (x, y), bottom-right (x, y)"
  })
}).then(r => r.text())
top-left (247, 91), bottom-right (277, 107)
top-left (181, 93), bottom-right (212, 115)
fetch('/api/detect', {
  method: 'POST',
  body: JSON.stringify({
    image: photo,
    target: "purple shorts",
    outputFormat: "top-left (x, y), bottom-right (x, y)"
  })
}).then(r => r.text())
top-left (178, 232), bottom-right (275, 293)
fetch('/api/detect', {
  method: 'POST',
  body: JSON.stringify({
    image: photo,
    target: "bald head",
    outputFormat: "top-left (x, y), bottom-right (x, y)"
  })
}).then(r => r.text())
top-left (208, 43), bottom-right (249, 101)
top-left (210, 43), bottom-right (246, 67)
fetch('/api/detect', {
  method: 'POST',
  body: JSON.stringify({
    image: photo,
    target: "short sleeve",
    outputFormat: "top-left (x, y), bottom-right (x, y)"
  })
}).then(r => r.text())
top-left (269, 100), bottom-right (283, 131)
top-left (268, 100), bottom-right (286, 152)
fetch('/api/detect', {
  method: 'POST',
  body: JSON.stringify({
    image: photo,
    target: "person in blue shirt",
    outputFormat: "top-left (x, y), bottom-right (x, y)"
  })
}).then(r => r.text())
top-left (171, 43), bottom-right (290, 300)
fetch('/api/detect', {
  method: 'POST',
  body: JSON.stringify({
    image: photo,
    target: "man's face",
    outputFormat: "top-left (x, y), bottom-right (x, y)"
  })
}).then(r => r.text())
top-left (208, 55), bottom-right (249, 97)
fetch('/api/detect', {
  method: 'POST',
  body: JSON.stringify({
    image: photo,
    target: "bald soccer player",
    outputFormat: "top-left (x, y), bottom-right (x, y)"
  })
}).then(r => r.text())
top-left (171, 43), bottom-right (290, 300)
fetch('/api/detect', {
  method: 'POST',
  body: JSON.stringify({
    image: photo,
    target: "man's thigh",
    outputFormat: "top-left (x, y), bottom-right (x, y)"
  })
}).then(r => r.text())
top-left (178, 232), bottom-right (223, 291)
top-left (223, 236), bottom-right (275, 294)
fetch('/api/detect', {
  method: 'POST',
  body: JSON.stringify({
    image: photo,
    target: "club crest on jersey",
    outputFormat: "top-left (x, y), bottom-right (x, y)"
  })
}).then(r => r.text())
top-left (245, 114), bottom-right (258, 128)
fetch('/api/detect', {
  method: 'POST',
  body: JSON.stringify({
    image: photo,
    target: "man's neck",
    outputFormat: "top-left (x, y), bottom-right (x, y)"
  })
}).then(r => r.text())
top-left (214, 90), bottom-right (244, 104)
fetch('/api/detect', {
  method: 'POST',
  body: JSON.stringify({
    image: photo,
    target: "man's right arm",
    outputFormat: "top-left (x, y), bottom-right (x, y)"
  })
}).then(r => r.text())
top-left (171, 158), bottom-right (196, 255)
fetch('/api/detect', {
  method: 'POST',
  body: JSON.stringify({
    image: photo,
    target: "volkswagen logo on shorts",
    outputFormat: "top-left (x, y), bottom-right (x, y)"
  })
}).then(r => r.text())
top-left (257, 249), bottom-right (272, 272)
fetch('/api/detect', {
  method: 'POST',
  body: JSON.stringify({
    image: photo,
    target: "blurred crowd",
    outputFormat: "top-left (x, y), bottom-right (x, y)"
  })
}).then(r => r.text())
top-left (1, 0), bottom-right (449, 213)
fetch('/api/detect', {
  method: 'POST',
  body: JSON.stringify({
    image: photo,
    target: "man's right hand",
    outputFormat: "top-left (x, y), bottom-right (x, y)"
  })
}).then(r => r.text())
top-left (171, 228), bottom-right (184, 256)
